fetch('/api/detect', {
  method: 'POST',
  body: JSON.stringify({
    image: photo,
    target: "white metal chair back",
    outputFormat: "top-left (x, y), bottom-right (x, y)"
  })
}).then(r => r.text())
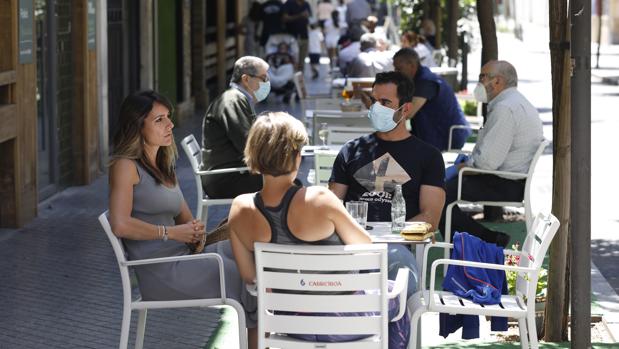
top-left (313, 149), bottom-right (338, 187)
top-left (522, 139), bottom-right (550, 230)
top-left (444, 139), bottom-right (550, 260)
top-left (311, 110), bottom-right (370, 144)
top-left (254, 243), bottom-right (390, 349)
top-left (100, 212), bottom-right (133, 303)
top-left (181, 134), bottom-right (248, 223)
top-left (293, 71), bottom-right (308, 100)
top-left (515, 212), bottom-right (560, 301)
top-left (181, 134), bottom-right (206, 214)
top-left (327, 125), bottom-right (374, 146)
top-left (99, 211), bottom-right (248, 349)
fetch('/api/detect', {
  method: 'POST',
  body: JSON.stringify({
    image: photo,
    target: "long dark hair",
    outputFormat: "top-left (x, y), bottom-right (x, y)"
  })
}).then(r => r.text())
top-left (110, 90), bottom-right (178, 185)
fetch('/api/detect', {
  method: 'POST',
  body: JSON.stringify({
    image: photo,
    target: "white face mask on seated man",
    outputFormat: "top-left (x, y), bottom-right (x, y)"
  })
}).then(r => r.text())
top-left (368, 102), bottom-right (405, 133)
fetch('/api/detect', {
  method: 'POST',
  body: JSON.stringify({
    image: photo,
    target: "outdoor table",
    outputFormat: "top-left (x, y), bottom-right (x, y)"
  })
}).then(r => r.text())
top-left (366, 222), bottom-right (432, 270)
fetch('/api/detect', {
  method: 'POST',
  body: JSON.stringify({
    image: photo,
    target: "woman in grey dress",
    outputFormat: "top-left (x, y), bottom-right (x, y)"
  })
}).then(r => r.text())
top-left (108, 90), bottom-right (257, 347)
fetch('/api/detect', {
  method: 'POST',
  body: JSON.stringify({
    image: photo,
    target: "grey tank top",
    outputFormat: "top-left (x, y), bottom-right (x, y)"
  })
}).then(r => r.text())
top-left (254, 185), bottom-right (343, 245)
top-left (123, 162), bottom-right (188, 260)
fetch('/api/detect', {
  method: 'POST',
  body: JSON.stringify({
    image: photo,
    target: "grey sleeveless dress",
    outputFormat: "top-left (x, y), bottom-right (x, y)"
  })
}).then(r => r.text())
top-left (123, 163), bottom-right (256, 325)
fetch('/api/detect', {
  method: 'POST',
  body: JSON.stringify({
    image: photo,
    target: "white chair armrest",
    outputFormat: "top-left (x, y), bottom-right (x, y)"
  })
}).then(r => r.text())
top-left (428, 258), bottom-right (535, 307)
top-left (457, 167), bottom-right (528, 200)
top-left (123, 253), bottom-right (223, 267)
top-left (387, 267), bottom-right (409, 322)
top-left (195, 167), bottom-right (250, 176)
top-left (124, 253), bottom-right (228, 298)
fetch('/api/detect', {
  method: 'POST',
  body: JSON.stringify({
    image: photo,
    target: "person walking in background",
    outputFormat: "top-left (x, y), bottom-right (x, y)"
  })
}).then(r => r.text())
top-left (336, 0), bottom-right (349, 30)
top-left (282, 0), bottom-right (312, 72)
top-left (420, 17), bottom-right (437, 49)
top-left (240, 1), bottom-right (263, 56)
top-left (316, 0), bottom-right (334, 28)
top-left (201, 57), bottom-right (270, 199)
top-left (259, 0), bottom-right (284, 50)
top-left (307, 20), bottom-right (324, 79)
top-left (345, 0), bottom-right (371, 40)
top-left (323, 10), bottom-right (342, 71)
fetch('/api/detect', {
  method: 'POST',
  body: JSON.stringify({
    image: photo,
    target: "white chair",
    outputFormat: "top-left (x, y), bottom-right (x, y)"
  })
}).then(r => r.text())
top-left (327, 125), bottom-right (374, 146)
top-left (446, 124), bottom-right (477, 153)
top-left (408, 212), bottom-right (560, 349)
top-left (181, 134), bottom-right (249, 223)
top-left (253, 242), bottom-right (409, 349)
top-left (313, 149), bottom-right (339, 187)
top-left (443, 139), bottom-right (550, 261)
top-left (311, 110), bottom-right (371, 144)
top-left (98, 212), bottom-right (247, 349)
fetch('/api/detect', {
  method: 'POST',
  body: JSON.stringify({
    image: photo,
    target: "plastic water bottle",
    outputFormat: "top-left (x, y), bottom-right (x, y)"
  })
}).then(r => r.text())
top-left (391, 184), bottom-right (406, 233)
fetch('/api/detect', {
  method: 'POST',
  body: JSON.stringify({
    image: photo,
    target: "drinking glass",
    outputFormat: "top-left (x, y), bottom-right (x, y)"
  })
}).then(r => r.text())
top-left (341, 89), bottom-right (353, 101)
top-left (346, 201), bottom-right (368, 229)
top-left (318, 122), bottom-right (329, 149)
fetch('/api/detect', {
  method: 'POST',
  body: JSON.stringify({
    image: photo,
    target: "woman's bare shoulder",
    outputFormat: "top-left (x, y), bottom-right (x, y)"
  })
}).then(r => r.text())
top-left (229, 193), bottom-right (258, 222)
top-left (304, 185), bottom-right (337, 202)
top-left (110, 158), bottom-right (139, 185)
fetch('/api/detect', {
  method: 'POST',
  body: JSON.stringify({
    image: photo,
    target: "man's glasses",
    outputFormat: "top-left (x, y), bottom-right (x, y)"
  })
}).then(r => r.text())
top-left (249, 74), bottom-right (269, 83)
top-left (478, 73), bottom-right (496, 81)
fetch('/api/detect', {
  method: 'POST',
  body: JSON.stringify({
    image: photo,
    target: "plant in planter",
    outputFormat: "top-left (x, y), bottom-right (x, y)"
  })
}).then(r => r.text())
top-left (460, 99), bottom-right (478, 116)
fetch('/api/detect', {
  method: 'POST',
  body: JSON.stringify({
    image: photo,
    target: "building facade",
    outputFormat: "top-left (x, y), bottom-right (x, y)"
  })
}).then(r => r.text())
top-left (0, 0), bottom-right (249, 228)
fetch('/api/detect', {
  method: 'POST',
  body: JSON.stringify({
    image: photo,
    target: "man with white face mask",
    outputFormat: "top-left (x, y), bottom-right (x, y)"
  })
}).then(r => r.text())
top-left (330, 71), bottom-right (446, 230)
top-left (330, 71), bottom-right (446, 298)
top-left (438, 60), bottom-right (544, 247)
top-left (201, 56), bottom-right (270, 199)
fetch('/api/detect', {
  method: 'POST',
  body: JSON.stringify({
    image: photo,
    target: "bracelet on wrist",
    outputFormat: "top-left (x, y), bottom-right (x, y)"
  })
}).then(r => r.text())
top-left (162, 225), bottom-right (169, 241)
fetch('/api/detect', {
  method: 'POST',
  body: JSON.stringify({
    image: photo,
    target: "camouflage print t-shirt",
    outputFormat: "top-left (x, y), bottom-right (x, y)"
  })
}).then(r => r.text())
top-left (330, 133), bottom-right (445, 222)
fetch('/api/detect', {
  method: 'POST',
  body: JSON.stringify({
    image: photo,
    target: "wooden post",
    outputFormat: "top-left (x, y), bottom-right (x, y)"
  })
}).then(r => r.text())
top-left (446, 0), bottom-right (459, 67)
top-left (477, 0), bottom-right (498, 64)
top-left (140, 0), bottom-right (154, 90)
top-left (545, 0), bottom-right (571, 341)
top-left (216, 0), bottom-right (227, 93)
top-left (191, 0), bottom-right (207, 109)
top-left (0, 0), bottom-right (37, 226)
top-left (72, 0), bottom-right (99, 185)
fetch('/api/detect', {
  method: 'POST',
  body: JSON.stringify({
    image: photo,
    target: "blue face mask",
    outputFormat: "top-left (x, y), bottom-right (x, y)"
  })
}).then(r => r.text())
top-left (254, 80), bottom-right (271, 102)
top-left (368, 102), bottom-right (404, 132)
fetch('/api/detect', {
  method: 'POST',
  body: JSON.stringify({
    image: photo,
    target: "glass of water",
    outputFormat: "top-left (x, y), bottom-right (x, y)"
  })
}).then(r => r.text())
top-left (318, 122), bottom-right (329, 149)
top-left (346, 201), bottom-right (368, 229)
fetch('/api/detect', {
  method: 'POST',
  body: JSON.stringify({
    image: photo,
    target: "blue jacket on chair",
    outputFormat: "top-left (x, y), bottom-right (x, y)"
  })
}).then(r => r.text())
top-left (439, 232), bottom-right (508, 339)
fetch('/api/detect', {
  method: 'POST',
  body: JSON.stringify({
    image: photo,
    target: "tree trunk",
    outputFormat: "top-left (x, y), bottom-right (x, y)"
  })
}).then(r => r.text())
top-left (544, 0), bottom-right (571, 341)
top-left (476, 0), bottom-right (498, 64)
top-left (447, 0), bottom-right (459, 66)
top-left (433, 0), bottom-right (442, 50)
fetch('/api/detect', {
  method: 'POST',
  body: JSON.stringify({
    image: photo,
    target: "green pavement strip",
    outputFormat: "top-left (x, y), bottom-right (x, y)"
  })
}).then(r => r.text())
top-left (203, 307), bottom-right (233, 349)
